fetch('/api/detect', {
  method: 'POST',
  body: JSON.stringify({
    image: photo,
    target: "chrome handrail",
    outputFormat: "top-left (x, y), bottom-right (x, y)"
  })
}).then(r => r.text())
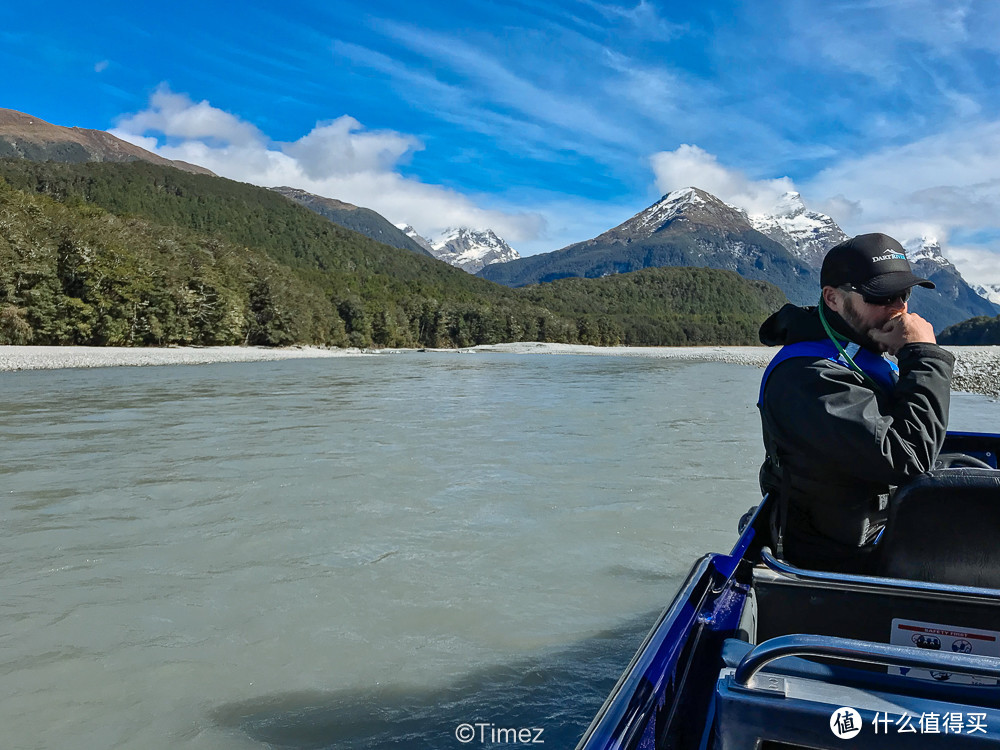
top-left (759, 547), bottom-right (1000, 602)
top-left (735, 633), bottom-right (1000, 687)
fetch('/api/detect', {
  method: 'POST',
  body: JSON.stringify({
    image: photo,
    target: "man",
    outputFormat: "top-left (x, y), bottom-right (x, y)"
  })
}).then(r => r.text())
top-left (757, 233), bottom-right (955, 573)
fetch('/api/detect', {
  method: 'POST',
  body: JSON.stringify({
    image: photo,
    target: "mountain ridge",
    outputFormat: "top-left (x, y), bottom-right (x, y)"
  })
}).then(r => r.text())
top-left (0, 158), bottom-right (787, 348)
top-left (478, 187), bottom-right (820, 306)
top-left (479, 187), bottom-right (998, 330)
top-left (973, 283), bottom-right (1000, 305)
top-left (427, 226), bottom-right (521, 273)
top-left (748, 191), bottom-right (848, 268)
top-left (270, 186), bottom-right (435, 258)
top-left (0, 108), bottom-right (214, 176)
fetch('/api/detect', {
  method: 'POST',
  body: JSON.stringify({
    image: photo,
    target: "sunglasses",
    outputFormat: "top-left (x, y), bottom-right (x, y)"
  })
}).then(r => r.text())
top-left (844, 286), bottom-right (911, 307)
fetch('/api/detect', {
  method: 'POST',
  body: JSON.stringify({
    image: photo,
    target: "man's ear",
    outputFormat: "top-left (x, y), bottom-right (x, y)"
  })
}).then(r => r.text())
top-left (822, 286), bottom-right (843, 313)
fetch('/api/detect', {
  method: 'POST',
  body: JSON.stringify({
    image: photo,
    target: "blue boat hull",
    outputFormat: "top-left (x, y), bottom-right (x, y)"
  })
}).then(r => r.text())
top-left (577, 431), bottom-right (1000, 750)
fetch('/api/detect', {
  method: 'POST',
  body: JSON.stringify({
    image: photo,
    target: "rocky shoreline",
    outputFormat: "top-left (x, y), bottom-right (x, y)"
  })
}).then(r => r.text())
top-left (0, 345), bottom-right (371, 371)
top-left (1, 343), bottom-right (997, 398)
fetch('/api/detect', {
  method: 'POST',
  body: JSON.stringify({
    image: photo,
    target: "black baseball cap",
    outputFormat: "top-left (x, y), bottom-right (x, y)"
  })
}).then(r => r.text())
top-left (821, 233), bottom-right (934, 297)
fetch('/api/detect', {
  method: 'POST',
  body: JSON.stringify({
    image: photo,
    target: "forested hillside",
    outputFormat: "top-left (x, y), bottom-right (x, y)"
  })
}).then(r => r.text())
top-left (939, 315), bottom-right (1000, 345)
top-left (0, 159), bottom-right (787, 348)
top-left (521, 267), bottom-right (788, 345)
top-left (0, 179), bottom-right (580, 347)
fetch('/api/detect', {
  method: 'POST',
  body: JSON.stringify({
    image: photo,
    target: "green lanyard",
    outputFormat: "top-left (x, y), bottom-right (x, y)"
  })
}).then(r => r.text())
top-left (817, 299), bottom-right (880, 390)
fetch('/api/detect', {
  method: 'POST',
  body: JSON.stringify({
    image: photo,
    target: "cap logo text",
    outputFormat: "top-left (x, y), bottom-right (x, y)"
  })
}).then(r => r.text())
top-left (872, 251), bottom-right (906, 262)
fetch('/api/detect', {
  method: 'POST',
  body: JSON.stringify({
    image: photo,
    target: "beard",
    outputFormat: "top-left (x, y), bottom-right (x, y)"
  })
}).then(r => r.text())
top-left (840, 294), bottom-right (887, 353)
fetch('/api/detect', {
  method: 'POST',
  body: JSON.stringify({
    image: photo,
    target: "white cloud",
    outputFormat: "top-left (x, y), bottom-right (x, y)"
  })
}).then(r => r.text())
top-left (110, 86), bottom-right (546, 244)
top-left (802, 120), bottom-right (1000, 286)
top-left (649, 144), bottom-right (795, 215)
top-left (580, 0), bottom-right (686, 41)
top-left (94, 60), bottom-right (109, 73)
top-left (783, 0), bottom-right (989, 87)
top-left (281, 117), bottom-right (421, 179)
top-left (805, 121), bottom-right (1000, 231)
top-left (648, 139), bottom-right (1000, 288)
top-left (947, 246), bottom-right (1000, 287)
top-left (115, 85), bottom-right (268, 148)
top-left (369, 21), bottom-right (637, 150)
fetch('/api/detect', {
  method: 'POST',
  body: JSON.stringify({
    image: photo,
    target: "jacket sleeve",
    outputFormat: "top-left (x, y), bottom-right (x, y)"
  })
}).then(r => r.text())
top-left (761, 343), bottom-right (955, 485)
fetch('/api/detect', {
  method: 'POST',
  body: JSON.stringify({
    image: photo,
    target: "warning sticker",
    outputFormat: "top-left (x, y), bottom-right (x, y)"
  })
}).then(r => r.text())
top-left (890, 618), bottom-right (1000, 685)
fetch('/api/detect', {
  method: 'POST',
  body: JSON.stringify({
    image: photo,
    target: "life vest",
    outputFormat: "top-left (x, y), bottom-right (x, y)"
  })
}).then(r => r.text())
top-left (757, 338), bottom-right (899, 559)
top-left (758, 338), bottom-right (899, 407)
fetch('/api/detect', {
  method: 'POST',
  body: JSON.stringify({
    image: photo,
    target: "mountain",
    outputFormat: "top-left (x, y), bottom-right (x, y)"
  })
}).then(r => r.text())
top-left (902, 237), bottom-right (1000, 330)
top-left (478, 187), bottom-right (996, 330)
top-left (478, 187), bottom-right (819, 305)
top-left (0, 159), bottom-right (790, 349)
top-left (748, 192), bottom-right (848, 268)
top-left (973, 283), bottom-right (1000, 306)
top-left (270, 187), bottom-right (434, 258)
top-left (0, 108), bottom-right (213, 175)
top-left (0, 159), bottom-right (584, 349)
top-left (396, 224), bottom-right (436, 254)
top-left (426, 227), bottom-right (520, 274)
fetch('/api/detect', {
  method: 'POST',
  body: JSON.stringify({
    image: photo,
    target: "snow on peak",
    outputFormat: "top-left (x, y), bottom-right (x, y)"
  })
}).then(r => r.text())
top-left (395, 223), bottom-right (435, 253)
top-left (903, 236), bottom-right (953, 269)
top-left (427, 227), bottom-right (520, 274)
top-left (973, 283), bottom-right (1000, 305)
top-left (748, 194), bottom-right (847, 268)
top-left (615, 187), bottom-right (753, 239)
top-left (635, 187), bottom-right (706, 229)
top-left (769, 191), bottom-right (807, 218)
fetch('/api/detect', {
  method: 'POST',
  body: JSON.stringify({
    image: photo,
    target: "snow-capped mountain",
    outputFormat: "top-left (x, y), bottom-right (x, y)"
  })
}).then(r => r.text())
top-left (900, 236), bottom-right (1000, 325)
top-left (973, 283), bottom-right (1000, 305)
top-left (903, 235), bottom-right (955, 269)
top-left (395, 224), bottom-right (518, 273)
top-left (749, 192), bottom-right (848, 269)
top-left (395, 224), bottom-right (436, 254)
top-left (608, 187), bottom-right (753, 239)
top-left (479, 186), bottom-right (820, 304)
top-left (426, 227), bottom-right (520, 274)
top-left (478, 186), bottom-right (997, 328)
top-left (612, 187), bottom-right (846, 270)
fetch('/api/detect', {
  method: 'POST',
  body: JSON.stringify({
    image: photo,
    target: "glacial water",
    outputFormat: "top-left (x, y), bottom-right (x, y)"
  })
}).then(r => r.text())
top-left (2, 352), bottom-right (997, 750)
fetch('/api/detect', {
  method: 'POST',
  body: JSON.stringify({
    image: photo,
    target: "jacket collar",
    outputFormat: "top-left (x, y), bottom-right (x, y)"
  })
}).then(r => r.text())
top-left (758, 302), bottom-right (869, 350)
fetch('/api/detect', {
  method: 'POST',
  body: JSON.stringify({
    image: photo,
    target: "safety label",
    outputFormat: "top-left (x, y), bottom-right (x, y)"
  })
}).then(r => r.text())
top-left (889, 618), bottom-right (1000, 685)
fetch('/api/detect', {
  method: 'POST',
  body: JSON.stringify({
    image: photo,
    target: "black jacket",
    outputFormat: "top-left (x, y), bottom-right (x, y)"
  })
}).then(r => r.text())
top-left (757, 303), bottom-right (955, 572)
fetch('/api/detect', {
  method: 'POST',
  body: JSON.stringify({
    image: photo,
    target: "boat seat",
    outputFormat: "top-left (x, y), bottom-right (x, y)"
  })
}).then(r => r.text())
top-left (877, 468), bottom-right (1000, 588)
top-left (752, 561), bottom-right (1000, 647)
top-left (714, 637), bottom-right (1000, 749)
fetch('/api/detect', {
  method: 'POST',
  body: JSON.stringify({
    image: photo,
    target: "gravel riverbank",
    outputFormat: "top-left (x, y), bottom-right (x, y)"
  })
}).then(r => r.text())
top-left (0, 345), bottom-right (371, 371)
top-left (2, 343), bottom-right (998, 398)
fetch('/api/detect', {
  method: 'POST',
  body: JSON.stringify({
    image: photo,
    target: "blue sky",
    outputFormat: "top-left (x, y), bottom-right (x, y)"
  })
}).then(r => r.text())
top-left (4, 0), bottom-right (1000, 285)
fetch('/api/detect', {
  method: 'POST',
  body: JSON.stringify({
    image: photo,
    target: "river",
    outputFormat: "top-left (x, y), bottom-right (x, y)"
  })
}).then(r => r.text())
top-left (2, 352), bottom-right (997, 749)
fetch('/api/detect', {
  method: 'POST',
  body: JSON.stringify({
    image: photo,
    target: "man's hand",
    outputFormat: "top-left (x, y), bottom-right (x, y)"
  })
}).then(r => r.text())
top-left (869, 313), bottom-right (936, 356)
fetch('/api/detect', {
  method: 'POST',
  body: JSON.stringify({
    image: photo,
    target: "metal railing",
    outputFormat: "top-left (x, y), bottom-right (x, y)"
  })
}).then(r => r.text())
top-left (734, 633), bottom-right (1000, 687)
top-left (759, 547), bottom-right (1000, 602)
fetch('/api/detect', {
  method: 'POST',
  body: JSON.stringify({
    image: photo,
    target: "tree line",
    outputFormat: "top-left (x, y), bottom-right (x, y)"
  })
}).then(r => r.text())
top-left (0, 159), bottom-right (788, 348)
top-left (939, 315), bottom-right (1000, 345)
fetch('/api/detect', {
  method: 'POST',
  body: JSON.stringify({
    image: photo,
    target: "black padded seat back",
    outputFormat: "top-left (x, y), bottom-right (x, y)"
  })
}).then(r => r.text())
top-left (877, 468), bottom-right (1000, 588)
